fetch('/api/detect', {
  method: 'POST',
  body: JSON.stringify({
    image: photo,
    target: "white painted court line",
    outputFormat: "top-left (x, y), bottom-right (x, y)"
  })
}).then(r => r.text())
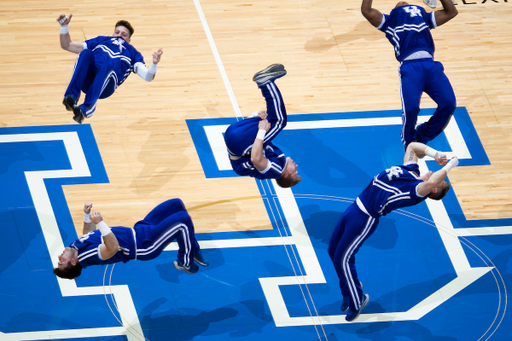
top-left (0, 132), bottom-right (142, 341)
top-left (204, 115), bottom-right (472, 173)
top-left (165, 237), bottom-right (293, 251)
top-left (259, 159), bottom-right (492, 326)
top-left (197, 116), bottom-right (497, 326)
top-left (193, 0), bottom-right (498, 327)
top-left (193, 0), bottom-right (242, 119)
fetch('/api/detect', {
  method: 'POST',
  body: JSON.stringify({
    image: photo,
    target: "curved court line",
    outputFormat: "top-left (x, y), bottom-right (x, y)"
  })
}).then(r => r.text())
top-left (391, 208), bottom-right (507, 341)
top-left (193, 0), bottom-right (500, 336)
top-left (394, 214), bottom-right (506, 341)
top-left (159, 187), bottom-right (505, 337)
top-left (282, 190), bottom-right (507, 339)
top-left (173, 186), bottom-right (503, 337)
top-left (264, 180), bottom-right (328, 340)
top-left (264, 191), bottom-right (505, 339)
top-left (103, 264), bottom-right (150, 341)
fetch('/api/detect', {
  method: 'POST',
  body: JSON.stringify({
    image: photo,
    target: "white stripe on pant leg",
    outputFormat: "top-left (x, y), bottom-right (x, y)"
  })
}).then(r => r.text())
top-left (265, 83), bottom-right (284, 141)
top-left (85, 71), bottom-right (118, 117)
top-left (136, 223), bottom-right (192, 264)
top-left (341, 216), bottom-right (374, 310)
top-left (136, 223), bottom-right (184, 255)
top-left (399, 65), bottom-right (407, 146)
top-left (267, 82), bottom-right (284, 140)
top-left (265, 83), bottom-right (282, 141)
top-left (400, 89), bottom-right (406, 145)
top-left (264, 83), bottom-right (284, 142)
top-left (182, 227), bottom-right (192, 267)
top-left (240, 83), bottom-right (284, 156)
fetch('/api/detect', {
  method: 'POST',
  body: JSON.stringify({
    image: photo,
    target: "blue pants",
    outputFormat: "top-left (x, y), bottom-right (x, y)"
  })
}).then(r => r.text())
top-left (399, 59), bottom-right (456, 149)
top-left (134, 198), bottom-right (200, 268)
top-left (328, 203), bottom-right (379, 312)
top-left (64, 49), bottom-right (118, 118)
top-left (224, 82), bottom-right (287, 156)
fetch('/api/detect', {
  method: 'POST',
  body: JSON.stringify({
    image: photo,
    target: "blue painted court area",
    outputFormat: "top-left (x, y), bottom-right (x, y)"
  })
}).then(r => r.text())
top-left (0, 108), bottom-right (510, 340)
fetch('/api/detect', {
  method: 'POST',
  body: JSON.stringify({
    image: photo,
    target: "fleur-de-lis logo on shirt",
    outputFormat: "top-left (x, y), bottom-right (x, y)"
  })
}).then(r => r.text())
top-left (111, 37), bottom-right (126, 52)
top-left (386, 166), bottom-right (404, 180)
top-left (403, 6), bottom-right (421, 17)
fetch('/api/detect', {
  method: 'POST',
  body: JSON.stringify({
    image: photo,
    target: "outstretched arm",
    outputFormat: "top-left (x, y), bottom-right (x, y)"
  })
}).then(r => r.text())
top-left (135, 48), bottom-right (163, 82)
top-left (56, 14), bottom-right (84, 54)
top-left (251, 119), bottom-right (271, 172)
top-left (361, 0), bottom-right (384, 28)
top-left (434, 0), bottom-right (458, 27)
top-left (90, 212), bottom-right (120, 261)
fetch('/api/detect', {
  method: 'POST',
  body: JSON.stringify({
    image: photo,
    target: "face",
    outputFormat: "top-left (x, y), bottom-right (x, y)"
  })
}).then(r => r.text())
top-left (395, 1), bottom-right (409, 8)
top-left (57, 247), bottom-right (77, 270)
top-left (284, 157), bottom-right (299, 179)
top-left (113, 26), bottom-right (131, 42)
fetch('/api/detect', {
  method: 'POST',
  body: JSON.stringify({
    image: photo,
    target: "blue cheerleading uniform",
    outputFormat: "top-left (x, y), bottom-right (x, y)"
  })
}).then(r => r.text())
top-left (71, 199), bottom-right (200, 269)
top-left (64, 36), bottom-right (145, 118)
top-left (328, 162), bottom-right (427, 312)
top-left (224, 82), bottom-right (288, 180)
top-left (378, 5), bottom-right (456, 149)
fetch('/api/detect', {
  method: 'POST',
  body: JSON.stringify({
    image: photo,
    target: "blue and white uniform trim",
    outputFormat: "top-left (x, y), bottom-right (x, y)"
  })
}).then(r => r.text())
top-left (224, 79), bottom-right (288, 180)
top-left (136, 223), bottom-right (192, 267)
top-left (342, 202), bottom-right (376, 310)
top-left (262, 82), bottom-right (285, 144)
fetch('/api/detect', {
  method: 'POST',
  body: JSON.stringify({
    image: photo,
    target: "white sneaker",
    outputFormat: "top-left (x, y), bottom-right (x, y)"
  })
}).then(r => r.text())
top-left (424, 0), bottom-right (437, 8)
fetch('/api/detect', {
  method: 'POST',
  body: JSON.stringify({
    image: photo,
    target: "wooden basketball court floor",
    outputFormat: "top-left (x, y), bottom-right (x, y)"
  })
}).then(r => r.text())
top-left (0, 0), bottom-right (511, 340)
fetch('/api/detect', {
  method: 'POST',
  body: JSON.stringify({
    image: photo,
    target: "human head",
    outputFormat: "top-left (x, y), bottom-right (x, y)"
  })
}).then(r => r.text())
top-left (114, 20), bottom-right (134, 42)
top-left (395, 1), bottom-right (409, 8)
top-left (53, 247), bottom-right (82, 279)
top-left (427, 181), bottom-right (451, 200)
top-left (276, 157), bottom-right (302, 188)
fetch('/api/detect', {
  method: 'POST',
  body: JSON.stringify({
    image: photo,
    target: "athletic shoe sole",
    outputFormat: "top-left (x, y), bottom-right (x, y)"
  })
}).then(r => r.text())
top-left (173, 260), bottom-right (199, 274)
top-left (345, 294), bottom-right (369, 322)
top-left (72, 106), bottom-right (85, 124)
top-left (253, 64), bottom-right (287, 86)
top-left (62, 96), bottom-right (76, 112)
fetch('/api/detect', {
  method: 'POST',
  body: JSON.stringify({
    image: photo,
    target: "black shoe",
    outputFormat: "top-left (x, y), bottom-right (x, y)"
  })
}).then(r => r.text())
top-left (345, 294), bottom-right (369, 322)
top-left (173, 260), bottom-right (199, 274)
top-left (341, 281), bottom-right (363, 312)
top-left (62, 95), bottom-right (76, 112)
top-left (194, 252), bottom-right (209, 267)
top-left (253, 64), bottom-right (286, 86)
top-left (72, 106), bottom-right (85, 124)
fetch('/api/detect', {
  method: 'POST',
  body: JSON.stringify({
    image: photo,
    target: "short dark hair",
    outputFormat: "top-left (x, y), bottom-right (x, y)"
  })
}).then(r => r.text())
top-left (115, 20), bottom-right (134, 37)
top-left (276, 175), bottom-right (302, 188)
top-left (428, 182), bottom-right (451, 201)
top-left (53, 262), bottom-right (82, 280)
